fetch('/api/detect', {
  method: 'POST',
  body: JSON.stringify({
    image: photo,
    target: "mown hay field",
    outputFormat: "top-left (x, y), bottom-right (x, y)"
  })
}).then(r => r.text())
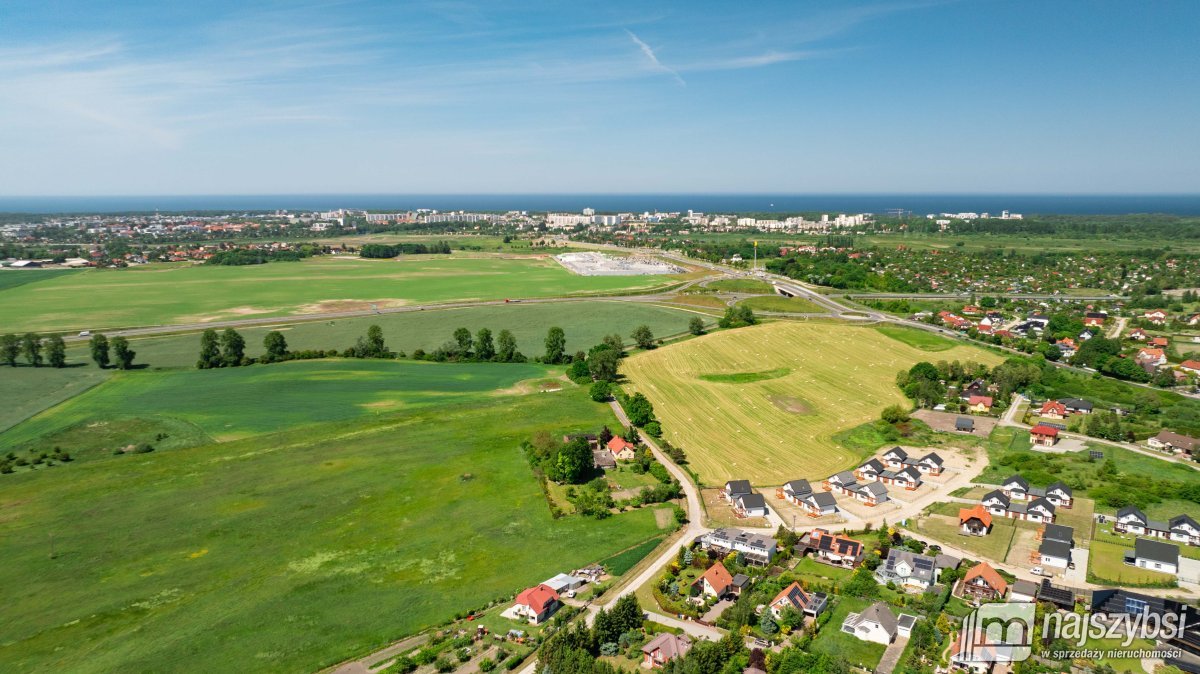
top-left (621, 322), bottom-right (1002, 484)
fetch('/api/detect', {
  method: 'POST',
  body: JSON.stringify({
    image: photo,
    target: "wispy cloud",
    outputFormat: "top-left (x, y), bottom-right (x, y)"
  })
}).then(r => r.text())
top-left (624, 29), bottom-right (686, 86)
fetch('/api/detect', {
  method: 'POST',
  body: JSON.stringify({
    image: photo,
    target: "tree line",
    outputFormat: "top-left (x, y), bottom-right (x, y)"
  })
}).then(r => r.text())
top-left (359, 241), bottom-right (452, 258)
top-left (1, 332), bottom-right (135, 369)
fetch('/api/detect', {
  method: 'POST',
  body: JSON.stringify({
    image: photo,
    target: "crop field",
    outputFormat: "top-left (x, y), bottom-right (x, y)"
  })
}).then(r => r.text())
top-left (0, 269), bottom-right (80, 292)
top-left (53, 300), bottom-right (712, 370)
top-left (0, 360), bottom-right (552, 455)
top-left (735, 295), bottom-right (822, 313)
top-left (0, 255), bottom-right (687, 332)
top-left (0, 373), bottom-right (665, 674)
top-left (0, 365), bottom-right (111, 434)
top-left (620, 321), bottom-right (1002, 484)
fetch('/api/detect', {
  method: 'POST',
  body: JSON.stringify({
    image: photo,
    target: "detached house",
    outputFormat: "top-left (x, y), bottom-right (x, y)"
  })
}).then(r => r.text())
top-left (1039, 400), bottom-right (1067, 419)
top-left (1030, 425), bottom-right (1059, 447)
top-left (1143, 310), bottom-right (1169, 325)
top-left (724, 480), bottom-right (753, 501)
top-left (879, 466), bottom-right (923, 491)
top-left (960, 562), bottom-right (1008, 601)
top-left (768, 581), bottom-right (828, 619)
top-left (841, 601), bottom-right (918, 645)
top-left (855, 459), bottom-right (885, 482)
top-left (692, 562), bottom-right (734, 598)
top-left (1126, 538), bottom-right (1180, 575)
top-left (512, 584), bottom-right (561, 624)
top-left (912, 452), bottom-right (944, 475)
top-left (1002, 474), bottom-right (1073, 508)
top-left (1180, 360), bottom-right (1200, 375)
top-left (642, 633), bottom-right (692, 669)
top-left (733, 492), bottom-right (769, 518)
top-left (1129, 327), bottom-right (1148, 341)
top-left (1060, 398), bottom-right (1093, 415)
top-left (967, 395), bottom-right (994, 414)
top-left (1136, 348), bottom-right (1167, 368)
top-left (958, 505), bottom-right (993, 536)
top-left (1147, 430), bottom-right (1200, 455)
top-left (825, 471), bottom-right (859, 495)
top-left (851, 481), bottom-right (889, 506)
top-left (875, 549), bottom-right (942, 592)
top-left (795, 529), bottom-right (864, 568)
top-left (607, 436), bottom-right (637, 462)
top-left (882, 447), bottom-right (908, 470)
top-left (1036, 524), bottom-right (1075, 569)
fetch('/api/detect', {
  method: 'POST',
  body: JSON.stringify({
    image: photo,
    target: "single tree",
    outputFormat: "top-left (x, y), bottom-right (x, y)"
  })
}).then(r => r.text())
top-left (46, 335), bottom-right (67, 368)
top-left (197, 329), bottom-right (221, 369)
top-left (474, 328), bottom-right (495, 361)
top-left (220, 328), bottom-right (246, 367)
top-left (631, 325), bottom-right (655, 350)
top-left (688, 316), bottom-right (705, 336)
top-left (602, 333), bottom-right (624, 355)
top-left (112, 336), bottom-right (136, 370)
top-left (263, 331), bottom-right (288, 362)
top-left (544, 326), bottom-right (566, 364)
top-left (554, 437), bottom-right (594, 484)
top-left (366, 324), bottom-right (387, 357)
top-left (588, 348), bottom-right (620, 381)
top-left (589, 380), bottom-right (612, 402)
top-left (22, 333), bottom-right (42, 367)
top-left (496, 329), bottom-right (518, 362)
top-left (453, 327), bottom-right (473, 356)
top-left (1, 333), bottom-right (19, 367)
top-left (89, 332), bottom-right (110, 369)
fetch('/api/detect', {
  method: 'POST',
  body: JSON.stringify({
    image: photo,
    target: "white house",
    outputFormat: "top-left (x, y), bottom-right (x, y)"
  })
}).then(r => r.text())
top-left (1128, 538), bottom-right (1180, 575)
top-left (841, 601), bottom-right (917, 645)
top-left (781, 479), bottom-right (812, 504)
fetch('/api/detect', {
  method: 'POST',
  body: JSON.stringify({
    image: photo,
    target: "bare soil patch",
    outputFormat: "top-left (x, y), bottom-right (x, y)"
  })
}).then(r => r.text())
top-left (769, 395), bottom-right (813, 415)
top-left (913, 409), bottom-right (998, 435)
top-left (296, 299), bottom-right (409, 314)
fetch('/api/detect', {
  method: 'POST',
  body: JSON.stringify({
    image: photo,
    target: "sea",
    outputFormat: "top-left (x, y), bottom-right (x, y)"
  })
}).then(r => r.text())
top-left (1, 194), bottom-right (1199, 216)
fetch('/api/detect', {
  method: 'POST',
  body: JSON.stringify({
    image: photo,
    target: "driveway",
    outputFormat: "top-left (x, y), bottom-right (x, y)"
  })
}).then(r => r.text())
top-left (702, 599), bottom-right (733, 623)
top-left (877, 636), bottom-right (909, 674)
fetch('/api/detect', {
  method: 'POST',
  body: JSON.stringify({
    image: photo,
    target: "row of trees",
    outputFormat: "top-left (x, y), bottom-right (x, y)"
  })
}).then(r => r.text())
top-left (87, 333), bottom-right (136, 369)
top-left (359, 241), bottom-right (452, 258)
top-left (2, 333), bottom-right (66, 368)
top-left (418, 327), bottom-right (525, 363)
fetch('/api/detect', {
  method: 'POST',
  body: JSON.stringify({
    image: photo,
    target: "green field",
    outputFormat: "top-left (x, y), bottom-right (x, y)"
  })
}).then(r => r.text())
top-left (735, 295), bottom-right (823, 313)
top-left (0, 370), bottom-right (665, 673)
top-left (0, 365), bottom-right (111, 434)
top-left (0, 360), bottom-right (551, 455)
top-left (59, 301), bottom-right (711, 370)
top-left (0, 256), bottom-right (686, 332)
top-left (620, 321), bottom-right (1002, 484)
top-left (0, 269), bottom-right (80, 292)
top-left (704, 279), bottom-right (775, 294)
top-left (874, 325), bottom-right (958, 351)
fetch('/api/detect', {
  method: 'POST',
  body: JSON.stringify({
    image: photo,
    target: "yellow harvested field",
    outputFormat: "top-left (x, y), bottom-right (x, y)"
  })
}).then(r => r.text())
top-left (621, 322), bottom-right (1002, 485)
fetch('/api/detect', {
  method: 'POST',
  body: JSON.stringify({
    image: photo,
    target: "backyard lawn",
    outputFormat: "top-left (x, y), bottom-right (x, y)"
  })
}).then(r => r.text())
top-left (809, 596), bottom-right (887, 671)
top-left (1087, 540), bottom-right (1177, 586)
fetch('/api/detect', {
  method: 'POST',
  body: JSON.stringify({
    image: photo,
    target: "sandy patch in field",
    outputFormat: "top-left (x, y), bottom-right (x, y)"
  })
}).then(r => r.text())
top-left (495, 376), bottom-right (569, 396)
top-left (769, 395), bottom-right (813, 415)
top-left (296, 298), bottom-right (410, 314)
top-left (361, 400), bottom-right (403, 410)
top-left (654, 508), bottom-right (674, 528)
top-left (179, 306), bottom-right (278, 323)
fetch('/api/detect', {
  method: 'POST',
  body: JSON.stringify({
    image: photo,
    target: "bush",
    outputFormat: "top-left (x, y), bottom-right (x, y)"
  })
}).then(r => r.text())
top-left (590, 380), bottom-right (612, 402)
top-left (503, 655), bottom-right (524, 670)
top-left (479, 658), bottom-right (495, 672)
top-left (434, 657), bottom-right (455, 672)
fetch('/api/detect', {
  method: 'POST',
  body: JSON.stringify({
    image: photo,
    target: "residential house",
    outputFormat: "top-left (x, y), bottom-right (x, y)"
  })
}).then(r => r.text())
top-left (841, 601), bottom-right (916, 645)
top-left (795, 529), bottom-right (864, 568)
top-left (1114, 507), bottom-right (1200, 546)
top-left (1180, 360), bottom-right (1200, 375)
top-left (693, 562), bottom-right (734, 598)
top-left (879, 466), bottom-right (923, 491)
top-left (875, 549), bottom-right (941, 591)
top-left (724, 480), bottom-right (753, 501)
top-left (1136, 348), bottom-right (1167, 367)
top-left (512, 584), bottom-right (561, 624)
top-left (1128, 327), bottom-right (1148, 341)
top-left (855, 459), bottom-right (885, 482)
top-left (958, 505), bottom-right (993, 536)
top-left (852, 481), bottom-right (889, 506)
top-left (1030, 425), bottom-right (1059, 447)
top-left (982, 490), bottom-right (1056, 523)
top-left (1143, 310), bottom-right (1169, 325)
top-left (967, 395), bottom-right (994, 414)
top-left (697, 528), bottom-right (779, 566)
top-left (642, 633), bottom-right (692, 668)
top-left (1150, 336), bottom-right (1170, 349)
top-left (913, 452), bottom-right (945, 475)
top-left (1190, 314), bottom-right (1200, 326)
top-left (882, 447), bottom-right (908, 470)
top-left (960, 562), bottom-right (1008, 601)
top-left (1038, 538), bottom-right (1072, 569)
top-left (768, 581), bottom-right (828, 619)
top-left (780, 479), bottom-right (812, 504)
top-left (1126, 538), bottom-right (1180, 575)
top-left (955, 417), bottom-right (975, 433)
top-left (1002, 475), bottom-right (1072, 508)
top-left (733, 492), bottom-right (769, 518)
top-left (1147, 430), bottom-right (1200, 455)
top-left (592, 449), bottom-right (616, 470)
top-left (607, 436), bottom-right (638, 461)
top-left (800, 491), bottom-right (839, 517)
top-left (826, 470), bottom-right (859, 495)
top-left (1039, 400), bottom-right (1067, 419)
top-left (1042, 523), bottom-right (1075, 548)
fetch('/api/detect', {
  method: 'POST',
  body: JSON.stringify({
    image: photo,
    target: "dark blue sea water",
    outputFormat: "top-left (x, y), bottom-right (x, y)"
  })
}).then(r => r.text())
top-left (1, 194), bottom-right (1199, 215)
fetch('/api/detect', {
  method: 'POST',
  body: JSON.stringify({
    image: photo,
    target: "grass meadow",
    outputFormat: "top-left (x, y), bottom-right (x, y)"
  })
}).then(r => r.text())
top-left (1, 360), bottom-right (551, 455)
top-left (0, 255), bottom-right (685, 332)
top-left (735, 295), bottom-right (823, 313)
top-left (0, 372), bottom-right (666, 674)
top-left (57, 300), bottom-right (712, 370)
top-left (619, 321), bottom-right (1001, 484)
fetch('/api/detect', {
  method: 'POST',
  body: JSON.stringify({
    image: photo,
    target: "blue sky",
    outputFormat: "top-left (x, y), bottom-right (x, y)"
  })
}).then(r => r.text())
top-left (1, 0), bottom-right (1197, 195)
